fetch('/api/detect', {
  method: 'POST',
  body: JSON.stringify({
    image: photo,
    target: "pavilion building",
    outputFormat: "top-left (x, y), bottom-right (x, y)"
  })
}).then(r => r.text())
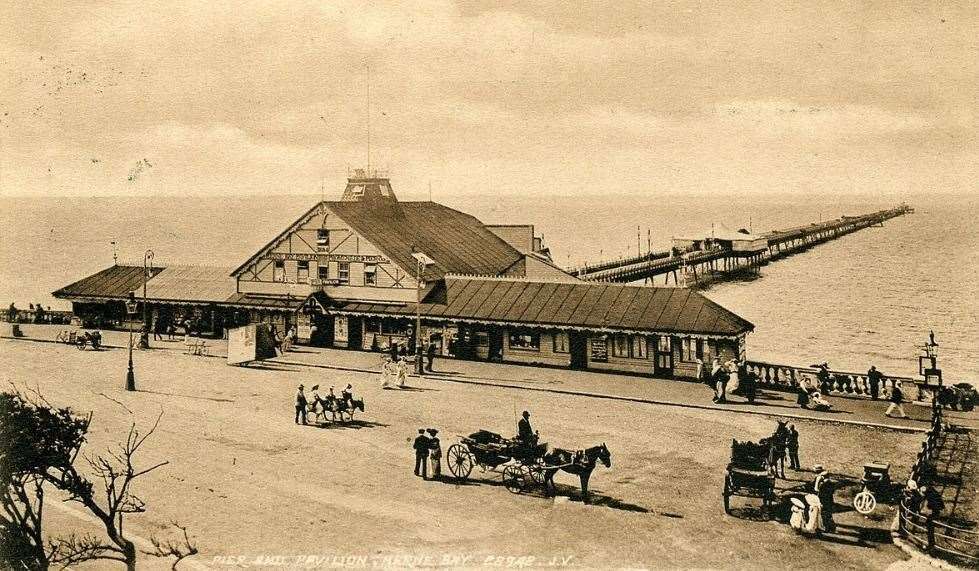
top-left (54, 171), bottom-right (753, 379)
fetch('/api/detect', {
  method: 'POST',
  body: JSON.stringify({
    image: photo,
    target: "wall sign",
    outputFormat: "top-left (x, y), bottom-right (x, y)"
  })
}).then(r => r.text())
top-left (268, 252), bottom-right (388, 263)
top-left (334, 315), bottom-right (348, 344)
top-left (590, 337), bottom-right (609, 362)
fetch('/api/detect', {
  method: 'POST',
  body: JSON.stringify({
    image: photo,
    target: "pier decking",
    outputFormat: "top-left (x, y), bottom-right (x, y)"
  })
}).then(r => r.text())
top-left (572, 204), bottom-right (913, 284)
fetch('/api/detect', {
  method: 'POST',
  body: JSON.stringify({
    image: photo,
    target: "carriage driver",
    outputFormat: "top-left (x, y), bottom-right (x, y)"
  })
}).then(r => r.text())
top-left (517, 411), bottom-right (538, 447)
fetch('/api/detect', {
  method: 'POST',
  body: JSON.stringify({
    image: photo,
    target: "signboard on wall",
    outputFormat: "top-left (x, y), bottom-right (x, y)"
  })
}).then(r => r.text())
top-left (590, 337), bottom-right (609, 362)
top-left (268, 253), bottom-right (388, 263)
top-left (334, 315), bottom-right (348, 344)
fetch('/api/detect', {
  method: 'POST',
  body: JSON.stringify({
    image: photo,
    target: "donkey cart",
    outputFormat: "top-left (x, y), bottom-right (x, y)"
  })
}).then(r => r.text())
top-left (723, 439), bottom-right (777, 517)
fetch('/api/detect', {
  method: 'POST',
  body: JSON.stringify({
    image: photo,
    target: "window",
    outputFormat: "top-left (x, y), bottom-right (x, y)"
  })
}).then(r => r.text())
top-left (316, 229), bottom-right (330, 251)
top-left (681, 338), bottom-right (696, 362)
top-left (552, 331), bottom-right (570, 353)
top-left (508, 330), bottom-right (540, 351)
top-left (365, 318), bottom-right (381, 333)
top-left (273, 260), bottom-right (285, 282)
top-left (318, 265), bottom-right (330, 281)
top-left (612, 334), bottom-right (630, 357)
top-left (364, 263), bottom-right (377, 286)
top-left (297, 260), bottom-right (309, 283)
top-left (657, 335), bottom-right (672, 353)
top-left (631, 335), bottom-right (648, 359)
top-left (338, 262), bottom-right (350, 285)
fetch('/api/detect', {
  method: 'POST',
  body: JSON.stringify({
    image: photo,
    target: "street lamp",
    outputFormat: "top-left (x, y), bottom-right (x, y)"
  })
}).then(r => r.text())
top-left (410, 250), bottom-right (434, 375)
top-left (125, 292), bottom-right (137, 391)
top-left (143, 250), bottom-right (154, 347)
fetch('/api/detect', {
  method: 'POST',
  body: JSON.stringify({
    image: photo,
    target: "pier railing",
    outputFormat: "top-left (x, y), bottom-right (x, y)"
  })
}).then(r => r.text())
top-left (897, 404), bottom-right (979, 566)
top-left (743, 359), bottom-right (916, 399)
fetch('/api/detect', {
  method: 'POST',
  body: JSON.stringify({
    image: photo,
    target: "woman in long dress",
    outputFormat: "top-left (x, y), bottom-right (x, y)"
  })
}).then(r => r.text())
top-left (397, 358), bottom-right (409, 388)
top-left (381, 357), bottom-right (395, 389)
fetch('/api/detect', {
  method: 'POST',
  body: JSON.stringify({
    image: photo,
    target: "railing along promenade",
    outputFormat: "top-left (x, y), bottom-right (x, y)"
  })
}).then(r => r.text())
top-left (572, 204), bottom-right (912, 283)
top-left (743, 359), bottom-right (915, 399)
top-left (897, 403), bottom-right (979, 566)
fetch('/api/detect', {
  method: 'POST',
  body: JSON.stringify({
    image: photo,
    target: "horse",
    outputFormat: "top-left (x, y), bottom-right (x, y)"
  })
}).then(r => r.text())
top-left (542, 444), bottom-right (611, 500)
top-left (760, 421), bottom-right (788, 478)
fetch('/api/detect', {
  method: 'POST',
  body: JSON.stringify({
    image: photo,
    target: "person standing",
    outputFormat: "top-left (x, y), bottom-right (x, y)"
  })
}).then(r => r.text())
top-left (426, 341), bottom-right (436, 372)
top-left (787, 425), bottom-right (801, 470)
top-left (413, 429), bottom-right (430, 479)
top-left (397, 358), bottom-right (409, 388)
top-left (295, 384), bottom-right (308, 425)
top-left (814, 466), bottom-right (835, 533)
top-left (885, 380), bottom-right (909, 418)
top-left (428, 429), bottom-right (442, 479)
top-left (867, 366), bottom-right (882, 400)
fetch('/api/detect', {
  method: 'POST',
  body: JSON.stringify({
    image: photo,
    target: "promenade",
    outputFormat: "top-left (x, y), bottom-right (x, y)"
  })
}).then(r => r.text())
top-left (10, 323), bottom-right (977, 433)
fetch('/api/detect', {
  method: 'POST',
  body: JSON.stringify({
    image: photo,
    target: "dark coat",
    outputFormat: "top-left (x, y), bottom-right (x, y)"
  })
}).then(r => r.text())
top-left (413, 434), bottom-right (430, 453)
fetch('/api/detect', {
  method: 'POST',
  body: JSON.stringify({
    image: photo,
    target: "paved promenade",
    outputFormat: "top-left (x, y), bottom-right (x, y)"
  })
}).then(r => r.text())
top-left (10, 323), bottom-right (978, 432)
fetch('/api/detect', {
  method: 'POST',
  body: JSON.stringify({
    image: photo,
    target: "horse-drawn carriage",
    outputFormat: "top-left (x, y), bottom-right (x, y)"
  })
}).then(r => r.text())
top-left (446, 430), bottom-right (612, 497)
top-left (723, 439), bottom-right (777, 517)
top-left (446, 430), bottom-right (549, 493)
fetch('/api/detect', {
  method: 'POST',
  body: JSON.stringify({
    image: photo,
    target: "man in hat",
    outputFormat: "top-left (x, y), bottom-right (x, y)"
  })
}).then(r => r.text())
top-left (341, 383), bottom-right (354, 407)
top-left (295, 384), bottom-right (307, 425)
top-left (787, 424), bottom-right (801, 470)
top-left (427, 429), bottom-right (442, 479)
top-left (867, 365), bottom-right (883, 400)
top-left (413, 429), bottom-right (431, 479)
top-left (813, 466), bottom-right (835, 532)
top-left (517, 411), bottom-right (535, 446)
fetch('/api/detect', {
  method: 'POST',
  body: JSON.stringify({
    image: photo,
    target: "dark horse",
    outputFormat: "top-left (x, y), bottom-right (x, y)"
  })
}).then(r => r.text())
top-left (760, 421), bottom-right (788, 478)
top-left (542, 444), bottom-right (611, 500)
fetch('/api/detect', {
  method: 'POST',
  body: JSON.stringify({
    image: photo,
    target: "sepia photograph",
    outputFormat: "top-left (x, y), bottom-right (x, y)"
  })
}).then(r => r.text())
top-left (1, 1), bottom-right (977, 569)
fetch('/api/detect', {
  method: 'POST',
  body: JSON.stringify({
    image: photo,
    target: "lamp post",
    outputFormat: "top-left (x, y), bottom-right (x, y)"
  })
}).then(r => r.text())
top-left (143, 250), bottom-right (154, 347)
top-left (414, 256), bottom-right (424, 375)
top-left (125, 292), bottom-right (137, 391)
top-left (410, 250), bottom-right (433, 375)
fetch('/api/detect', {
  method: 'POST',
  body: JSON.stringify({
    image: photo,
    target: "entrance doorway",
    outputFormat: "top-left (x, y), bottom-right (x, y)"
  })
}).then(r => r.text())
top-left (569, 332), bottom-right (588, 369)
top-left (654, 335), bottom-right (674, 377)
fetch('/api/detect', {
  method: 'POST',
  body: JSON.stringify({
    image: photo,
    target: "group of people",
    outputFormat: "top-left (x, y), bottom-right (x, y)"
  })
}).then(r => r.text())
top-left (788, 465), bottom-right (835, 535)
top-left (699, 357), bottom-right (757, 404)
top-left (412, 428), bottom-right (442, 480)
top-left (293, 382), bottom-right (356, 425)
top-left (380, 356), bottom-right (410, 389)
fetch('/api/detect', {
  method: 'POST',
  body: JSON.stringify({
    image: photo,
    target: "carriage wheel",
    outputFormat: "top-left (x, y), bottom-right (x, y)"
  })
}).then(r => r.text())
top-left (503, 465), bottom-right (525, 494)
top-left (529, 463), bottom-right (547, 486)
top-left (722, 475), bottom-right (732, 514)
top-left (853, 491), bottom-right (877, 515)
top-left (446, 445), bottom-right (473, 480)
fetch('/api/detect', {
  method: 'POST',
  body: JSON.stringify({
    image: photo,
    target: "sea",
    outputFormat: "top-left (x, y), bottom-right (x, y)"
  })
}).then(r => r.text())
top-left (1, 192), bottom-right (976, 383)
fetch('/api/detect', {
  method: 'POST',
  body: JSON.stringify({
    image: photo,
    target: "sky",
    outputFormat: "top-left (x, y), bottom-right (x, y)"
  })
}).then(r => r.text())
top-left (1, 1), bottom-right (976, 199)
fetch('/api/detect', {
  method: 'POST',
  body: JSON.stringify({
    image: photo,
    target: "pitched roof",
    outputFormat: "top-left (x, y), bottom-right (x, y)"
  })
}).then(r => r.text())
top-left (141, 265), bottom-right (236, 303)
top-left (324, 201), bottom-right (525, 280)
top-left (52, 265), bottom-right (164, 300)
top-left (334, 277), bottom-right (753, 337)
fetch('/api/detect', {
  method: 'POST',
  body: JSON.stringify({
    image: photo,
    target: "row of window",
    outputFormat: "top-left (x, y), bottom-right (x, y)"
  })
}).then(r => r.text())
top-left (506, 331), bottom-right (712, 362)
top-left (272, 260), bottom-right (377, 286)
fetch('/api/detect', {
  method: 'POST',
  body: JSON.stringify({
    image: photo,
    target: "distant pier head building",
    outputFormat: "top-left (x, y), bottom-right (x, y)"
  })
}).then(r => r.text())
top-left (53, 171), bottom-right (752, 379)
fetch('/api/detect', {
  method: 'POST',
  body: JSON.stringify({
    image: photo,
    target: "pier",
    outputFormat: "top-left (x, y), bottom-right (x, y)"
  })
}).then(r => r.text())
top-left (572, 204), bottom-right (914, 284)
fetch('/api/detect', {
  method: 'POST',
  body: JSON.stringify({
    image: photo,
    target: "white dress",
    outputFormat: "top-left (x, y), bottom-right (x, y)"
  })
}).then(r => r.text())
top-left (397, 360), bottom-right (408, 387)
